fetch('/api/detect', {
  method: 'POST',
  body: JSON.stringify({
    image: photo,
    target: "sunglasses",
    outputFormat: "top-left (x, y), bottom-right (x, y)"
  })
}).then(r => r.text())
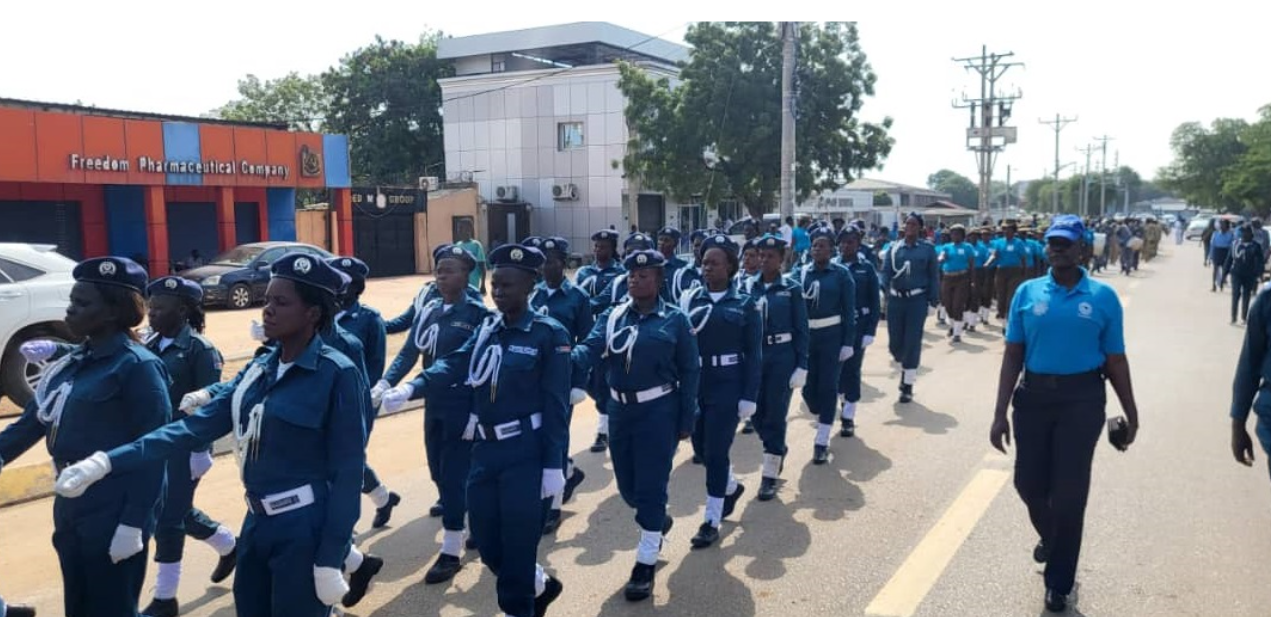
top-left (1047, 237), bottom-right (1075, 250)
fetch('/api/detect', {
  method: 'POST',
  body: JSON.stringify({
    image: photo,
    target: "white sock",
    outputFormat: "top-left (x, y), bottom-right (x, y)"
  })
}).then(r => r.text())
top-left (761, 453), bottom-right (783, 479)
top-left (205, 525), bottom-right (236, 557)
top-left (815, 423), bottom-right (832, 447)
top-left (551, 491), bottom-right (564, 509)
top-left (725, 467), bottom-right (738, 496)
top-left (704, 496), bottom-right (724, 527)
top-left (597, 414), bottom-right (609, 436)
top-left (534, 563), bottom-right (547, 596)
top-left (902, 369), bottom-right (917, 386)
top-left (344, 545), bottom-right (364, 573)
top-left (154, 561), bottom-right (182, 600)
top-left (441, 529), bottom-right (464, 557)
top-left (368, 484), bottom-right (391, 509)
top-left (966, 312), bottom-right (978, 326)
top-left (841, 401), bottom-right (856, 420)
top-left (938, 306), bottom-right (947, 320)
top-left (566, 459), bottom-right (575, 478)
top-left (636, 529), bottom-right (662, 565)
top-left (953, 322), bottom-right (963, 337)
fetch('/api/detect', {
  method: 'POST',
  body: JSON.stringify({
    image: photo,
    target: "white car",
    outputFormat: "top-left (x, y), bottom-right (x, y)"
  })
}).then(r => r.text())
top-left (0, 244), bottom-right (77, 408)
top-left (1185, 217), bottom-right (1211, 241)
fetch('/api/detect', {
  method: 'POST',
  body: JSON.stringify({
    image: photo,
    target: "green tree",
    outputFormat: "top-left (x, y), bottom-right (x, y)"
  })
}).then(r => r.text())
top-left (213, 73), bottom-right (327, 132)
top-left (617, 22), bottom-right (893, 218)
top-left (1221, 106), bottom-right (1271, 214)
top-left (1158, 117), bottom-right (1249, 211)
top-left (926, 169), bottom-right (978, 208)
top-left (321, 34), bottom-right (453, 185)
top-left (873, 190), bottom-right (893, 206)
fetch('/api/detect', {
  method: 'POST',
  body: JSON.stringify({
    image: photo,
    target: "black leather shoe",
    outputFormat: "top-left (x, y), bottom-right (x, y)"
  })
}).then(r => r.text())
top-left (542, 509), bottom-right (562, 535)
top-left (951, 334), bottom-right (962, 343)
top-left (757, 477), bottom-right (779, 501)
top-left (210, 545), bottom-right (237, 583)
top-left (428, 500), bottom-right (444, 518)
top-left (740, 419), bottom-right (755, 434)
top-left (534, 575), bottom-right (563, 617)
top-left (141, 597), bottom-right (178, 617)
top-left (1044, 588), bottom-right (1067, 613)
top-left (722, 484), bottom-right (745, 519)
top-left (623, 563), bottom-right (656, 602)
top-left (840, 419), bottom-right (856, 438)
top-left (562, 468), bottom-right (586, 504)
top-left (690, 522), bottom-right (720, 548)
top-left (373, 492), bottom-right (401, 528)
top-left (6, 605), bottom-right (35, 617)
top-left (590, 433), bottom-right (609, 453)
top-left (899, 384), bottom-right (913, 403)
top-left (1033, 541), bottom-right (1050, 563)
top-left (813, 445), bottom-right (829, 465)
top-left (424, 553), bottom-right (462, 585)
top-left (342, 554), bottom-right (384, 607)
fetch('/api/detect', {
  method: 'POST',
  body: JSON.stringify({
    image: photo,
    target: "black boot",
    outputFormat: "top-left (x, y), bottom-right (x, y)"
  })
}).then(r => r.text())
top-left (424, 553), bottom-right (463, 584)
top-left (623, 563), bottom-right (656, 602)
top-left (740, 418), bottom-right (755, 434)
top-left (813, 445), bottom-right (829, 465)
top-left (899, 383), bottom-right (913, 403)
top-left (562, 468), bottom-right (586, 504)
top-left (1033, 541), bottom-right (1051, 563)
top-left (141, 597), bottom-right (178, 617)
top-left (757, 477), bottom-right (779, 501)
top-left (372, 491), bottom-right (401, 528)
top-left (1044, 588), bottom-right (1068, 613)
top-left (535, 575), bottom-right (563, 616)
top-left (690, 522), bottom-right (720, 549)
top-left (5, 605), bottom-right (35, 617)
top-left (840, 419), bottom-right (856, 438)
top-left (722, 484), bottom-right (745, 519)
top-left (342, 554), bottom-right (384, 607)
top-left (589, 433), bottom-right (609, 453)
top-left (428, 500), bottom-right (444, 518)
top-left (209, 545), bottom-right (237, 583)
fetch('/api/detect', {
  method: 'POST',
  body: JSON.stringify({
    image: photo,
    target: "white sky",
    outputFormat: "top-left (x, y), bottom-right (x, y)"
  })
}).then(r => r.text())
top-left (5, 0), bottom-right (1267, 189)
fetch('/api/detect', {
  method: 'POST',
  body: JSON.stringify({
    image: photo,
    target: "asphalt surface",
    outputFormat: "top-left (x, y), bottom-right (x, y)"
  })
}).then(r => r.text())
top-left (0, 241), bottom-right (1267, 617)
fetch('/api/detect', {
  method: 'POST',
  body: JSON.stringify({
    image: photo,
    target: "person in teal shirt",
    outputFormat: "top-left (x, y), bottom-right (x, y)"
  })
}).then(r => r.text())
top-left (936, 225), bottom-right (976, 343)
top-left (456, 220), bottom-right (488, 295)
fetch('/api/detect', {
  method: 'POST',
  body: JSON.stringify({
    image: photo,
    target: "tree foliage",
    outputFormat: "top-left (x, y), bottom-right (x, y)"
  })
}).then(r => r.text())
top-left (1024, 166), bottom-right (1149, 214)
top-left (213, 73), bottom-right (327, 132)
top-left (926, 169), bottom-right (978, 208)
top-left (1157, 110), bottom-right (1271, 213)
top-left (617, 22), bottom-right (894, 218)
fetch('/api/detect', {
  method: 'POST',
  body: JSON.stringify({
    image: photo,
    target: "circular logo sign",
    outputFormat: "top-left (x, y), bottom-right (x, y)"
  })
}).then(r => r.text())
top-left (99, 261), bottom-right (117, 277)
top-left (510, 248), bottom-right (524, 262)
top-left (637, 254), bottom-right (648, 265)
top-left (164, 278), bottom-right (179, 290)
top-left (294, 257), bottom-right (312, 274)
top-left (1032, 302), bottom-right (1049, 316)
top-left (1078, 302), bottom-right (1093, 317)
top-left (341, 258), bottom-right (352, 267)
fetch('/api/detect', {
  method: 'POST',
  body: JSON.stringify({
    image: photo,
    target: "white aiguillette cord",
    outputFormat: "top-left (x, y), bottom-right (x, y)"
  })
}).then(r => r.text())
top-left (34, 351), bottom-right (80, 445)
top-left (231, 362), bottom-right (267, 477)
top-left (413, 299), bottom-right (442, 360)
top-left (578, 274), bottom-right (597, 296)
top-left (800, 264), bottom-right (821, 308)
top-left (466, 315), bottom-right (504, 402)
top-left (677, 286), bottom-right (713, 335)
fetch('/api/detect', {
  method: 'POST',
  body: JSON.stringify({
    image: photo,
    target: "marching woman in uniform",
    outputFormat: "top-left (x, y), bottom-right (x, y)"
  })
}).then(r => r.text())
top-left (586, 232), bottom-right (653, 453)
top-left (796, 227), bottom-right (857, 464)
top-left (936, 224), bottom-right (976, 344)
top-left (990, 216), bottom-right (1140, 613)
top-left (55, 253), bottom-right (369, 617)
top-left (576, 230), bottom-right (626, 454)
top-left (574, 249), bottom-right (700, 601)
top-left (679, 234), bottom-right (762, 548)
top-left (881, 213), bottom-right (939, 403)
top-left (836, 227), bottom-right (880, 438)
top-left (377, 244), bottom-right (490, 584)
top-left (656, 227), bottom-right (701, 303)
top-left (527, 237), bottom-right (594, 534)
top-left (747, 235), bottom-right (809, 501)
top-left (381, 244), bottom-right (570, 617)
top-left (139, 276), bottom-right (238, 617)
top-left (0, 257), bottom-right (170, 617)
top-left (737, 237), bottom-right (763, 436)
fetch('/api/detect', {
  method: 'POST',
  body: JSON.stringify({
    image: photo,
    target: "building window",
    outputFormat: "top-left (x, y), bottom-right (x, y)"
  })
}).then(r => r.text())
top-left (558, 122), bottom-right (584, 151)
top-left (492, 54), bottom-right (506, 73)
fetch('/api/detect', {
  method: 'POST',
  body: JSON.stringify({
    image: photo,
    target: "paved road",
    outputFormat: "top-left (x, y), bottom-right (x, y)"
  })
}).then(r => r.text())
top-left (1, 242), bottom-right (1266, 617)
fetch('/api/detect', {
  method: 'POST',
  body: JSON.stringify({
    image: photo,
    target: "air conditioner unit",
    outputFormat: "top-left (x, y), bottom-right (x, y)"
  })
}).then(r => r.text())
top-left (552, 183), bottom-right (579, 201)
top-left (418, 176), bottom-right (440, 191)
top-left (495, 185), bottom-right (519, 202)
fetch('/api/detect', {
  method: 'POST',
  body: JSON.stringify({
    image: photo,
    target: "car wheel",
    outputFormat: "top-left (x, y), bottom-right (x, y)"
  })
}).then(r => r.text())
top-left (1, 332), bottom-right (71, 408)
top-left (229, 284), bottom-right (253, 310)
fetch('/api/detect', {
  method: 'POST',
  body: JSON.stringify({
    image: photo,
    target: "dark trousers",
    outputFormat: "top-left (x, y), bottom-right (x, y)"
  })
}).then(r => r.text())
top-left (1233, 276), bottom-right (1257, 322)
top-left (886, 296), bottom-right (928, 370)
top-left (977, 268), bottom-right (994, 312)
top-left (587, 368), bottom-right (610, 433)
top-left (1011, 374), bottom-right (1106, 595)
top-left (609, 398), bottom-right (678, 532)
top-left (755, 353), bottom-right (796, 456)
top-left (154, 452), bottom-right (222, 563)
top-left (838, 339), bottom-right (866, 403)
top-left (803, 326), bottom-right (844, 425)
top-left (1213, 248), bottom-right (1231, 289)
top-left (425, 407), bottom-right (474, 530)
top-left (939, 272), bottom-right (972, 319)
top-left (468, 433), bottom-right (544, 617)
top-left (52, 497), bottom-right (149, 617)
top-left (235, 503), bottom-right (331, 616)
top-left (699, 386), bottom-right (742, 498)
top-left (995, 267), bottom-right (1026, 318)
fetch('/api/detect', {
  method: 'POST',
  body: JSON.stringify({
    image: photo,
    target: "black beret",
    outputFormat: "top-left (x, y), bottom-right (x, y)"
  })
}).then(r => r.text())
top-left (146, 276), bottom-right (203, 302)
top-left (623, 249), bottom-right (666, 270)
top-left (699, 233), bottom-right (739, 258)
top-left (432, 244), bottom-right (477, 270)
top-left (73, 257), bottom-right (148, 294)
top-left (489, 244), bottom-right (545, 273)
top-left (270, 252), bottom-right (344, 296)
top-left (327, 256), bottom-right (370, 281)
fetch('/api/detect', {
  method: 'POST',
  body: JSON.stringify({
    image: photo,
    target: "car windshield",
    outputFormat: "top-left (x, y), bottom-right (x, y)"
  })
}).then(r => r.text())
top-left (210, 246), bottom-right (266, 266)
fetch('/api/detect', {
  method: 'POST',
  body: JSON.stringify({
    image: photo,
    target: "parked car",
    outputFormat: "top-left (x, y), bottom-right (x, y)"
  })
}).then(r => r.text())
top-left (0, 243), bottom-right (78, 408)
top-left (726, 213), bottom-right (783, 245)
top-left (1184, 217), bottom-right (1210, 241)
top-left (178, 241), bottom-right (333, 309)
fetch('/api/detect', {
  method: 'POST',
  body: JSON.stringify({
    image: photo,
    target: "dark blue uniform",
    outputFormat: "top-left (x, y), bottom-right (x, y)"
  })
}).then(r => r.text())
top-left (1233, 286), bottom-right (1271, 472)
top-left (836, 253), bottom-right (881, 414)
top-left (531, 279), bottom-right (594, 494)
top-left (881, 237), bottom-right (939, 396)
top-left (747, 270), bottom-right (810, 468)
top-left (795, 260), bottom-right (857, 427)
top-left (0, 333), bottom-right (171, 617)
top-left (384, 283), bottom-right (483, 335)
top-left (337, 302), bottom-right (387, 383)
top-left (661, 257), bottom-right (702, 304)
top-left (405, 309), bottom-right (571, 617)
top-left (577, 258), bottom-right (624, 446)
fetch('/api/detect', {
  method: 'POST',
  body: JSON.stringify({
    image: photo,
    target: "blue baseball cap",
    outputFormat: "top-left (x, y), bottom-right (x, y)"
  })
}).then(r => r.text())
top-left (1044, 215), bottom-right (1086, 242)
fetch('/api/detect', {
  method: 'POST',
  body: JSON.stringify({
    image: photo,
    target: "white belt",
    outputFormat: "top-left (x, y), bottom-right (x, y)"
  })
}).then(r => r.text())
top-left (860, 308), bottom-right (870, 315)
top-left (611, 384), bottom-right (676, 405)
top-left (477, 412), bottom-right (543, 441)
top-left (808, 315), bottom-right (842, 329)
top-left (707, 354), bottom-right (741, 367)
top-left (766, 333), bottom-right (793, 345)
top-left (889, 288), bottom-right (927, 298)
top-left (246, 484), bottom-right (315, 516)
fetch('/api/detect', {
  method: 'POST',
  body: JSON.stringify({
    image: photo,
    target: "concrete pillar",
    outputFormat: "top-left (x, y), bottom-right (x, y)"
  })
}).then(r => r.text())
top-left (143, 185), bottom-right (169, 276)
top-left (215, 186), bottom-right (237, 251)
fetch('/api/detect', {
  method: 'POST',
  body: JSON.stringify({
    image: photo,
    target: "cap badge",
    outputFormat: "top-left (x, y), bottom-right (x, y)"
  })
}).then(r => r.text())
top-left (294, 257), bottom-right (312, 274)
top-left (342, 258), bottom-right (352, 267)
top-left (637, 254), bottom-right (648, 265)
top-left (511, 248), bottom-right (524, 262)
top-left (164, 278), bottom-right (179, 290)
top-left (99, 261), bottom-right (117, 277)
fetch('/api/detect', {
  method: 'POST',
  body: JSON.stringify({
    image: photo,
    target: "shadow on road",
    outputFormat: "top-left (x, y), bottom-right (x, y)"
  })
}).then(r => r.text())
top-left (572, 449), bottom-right (616, 498)
top-left (176, 586), bottom-right (231, 616)
top-left (555, 491), bottom-right (630, 567)
top-left (362, 514), bottom-right (442, 584)
top-left (883, 400), bottom-right (959, 435)
top-left (730, 489), bottom-right (812, 581)
top-left (372, 563), bottom-right (497, 617)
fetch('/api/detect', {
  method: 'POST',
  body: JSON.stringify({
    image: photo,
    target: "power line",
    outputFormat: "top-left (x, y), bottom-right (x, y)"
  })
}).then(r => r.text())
top-left (1039, 113), bottom-right (1077, 213)
top-left (1094, 135), bottom-right (1115, 217)
top-left (952, 46), bottom-right (1023, 217)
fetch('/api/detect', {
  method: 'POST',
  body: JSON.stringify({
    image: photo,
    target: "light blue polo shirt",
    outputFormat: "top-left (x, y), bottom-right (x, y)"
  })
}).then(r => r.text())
top-left (938, 242), bottom-right (974, 273)
top-left (992, 237), bottom-right (1030, 268)
top-left (1005, 269), bottom-right (1125, 375)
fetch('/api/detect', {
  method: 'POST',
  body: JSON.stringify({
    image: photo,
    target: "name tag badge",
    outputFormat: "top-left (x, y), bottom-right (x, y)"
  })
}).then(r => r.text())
top-left (508, 345), bottom-right (539, 357)
top-left (777, 291), bottom-right (791, 297)
top-left (452, 322), bottom-right (475, 331)
top-left (1006, 245), bottom-right (1015, 252)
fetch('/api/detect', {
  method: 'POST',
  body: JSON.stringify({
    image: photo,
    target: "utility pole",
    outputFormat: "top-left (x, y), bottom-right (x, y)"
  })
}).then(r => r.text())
top-left (1094, 135), bottom-right (1114, 217)
top-left (1004, 164), bottom-right (1012, 212)
top-left (1076, 144), bottom-right (1096, 217)
top-left (952, 46), bottom-right (1023, 218)
top-left (1039, 114), bottom-right (1077, 213)
top-left (779, 21), bottom-right (797, 222)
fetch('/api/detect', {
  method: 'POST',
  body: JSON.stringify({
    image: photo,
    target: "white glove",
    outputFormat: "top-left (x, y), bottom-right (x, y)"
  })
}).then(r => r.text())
top-left (381, 384), bottom-right (414, 412)
top-left (541, 468), bottom-right (566, 500)
top-left (19, 340), bottom-right (56, 363)
top-left (249, 320), bottom-right (266, 342)
top-left (462, 413), bottom-right (479, 441)
top-left (179, 389), bottom-right (212, 413)
top-left (861, 335), bottom-right (875, 347)
top-left (369, 379), bottom-right (390, 408)
top-left (569, 388), bottom-right (587, 406)
top-left (839, 346), bottom-right (855, 362)
top-left (313, 566), bottom-right (349, 606)
top-left (108, 525), bottom-right (144, 563)
top-left (738, 400), bottom-right (757, 420)
top-left (190, 450), bottom-right (214, 480)
top-left (789, 368), bottom-right (808, 389)
top-left (55, 451), bottom-right (112, 498)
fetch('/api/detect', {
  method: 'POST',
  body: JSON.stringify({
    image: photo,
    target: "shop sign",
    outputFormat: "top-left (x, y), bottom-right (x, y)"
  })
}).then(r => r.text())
top-left (68, 153), bottom-right (290, 179)
top-left (351, 187), bottom-right (426, 212)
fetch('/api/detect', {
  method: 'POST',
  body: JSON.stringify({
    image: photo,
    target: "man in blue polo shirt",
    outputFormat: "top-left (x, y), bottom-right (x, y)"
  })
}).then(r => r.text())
top-left (990, 214), bottom-right (1142, 614)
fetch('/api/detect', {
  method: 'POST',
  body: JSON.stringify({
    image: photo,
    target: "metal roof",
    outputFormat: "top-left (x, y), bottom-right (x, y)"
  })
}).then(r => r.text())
top-left (438, 22), bottom-right (689, 66)
top-left (0, 97), bottom-right (291, 130)
top-left (845, 178), bottom-right (949, 197)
